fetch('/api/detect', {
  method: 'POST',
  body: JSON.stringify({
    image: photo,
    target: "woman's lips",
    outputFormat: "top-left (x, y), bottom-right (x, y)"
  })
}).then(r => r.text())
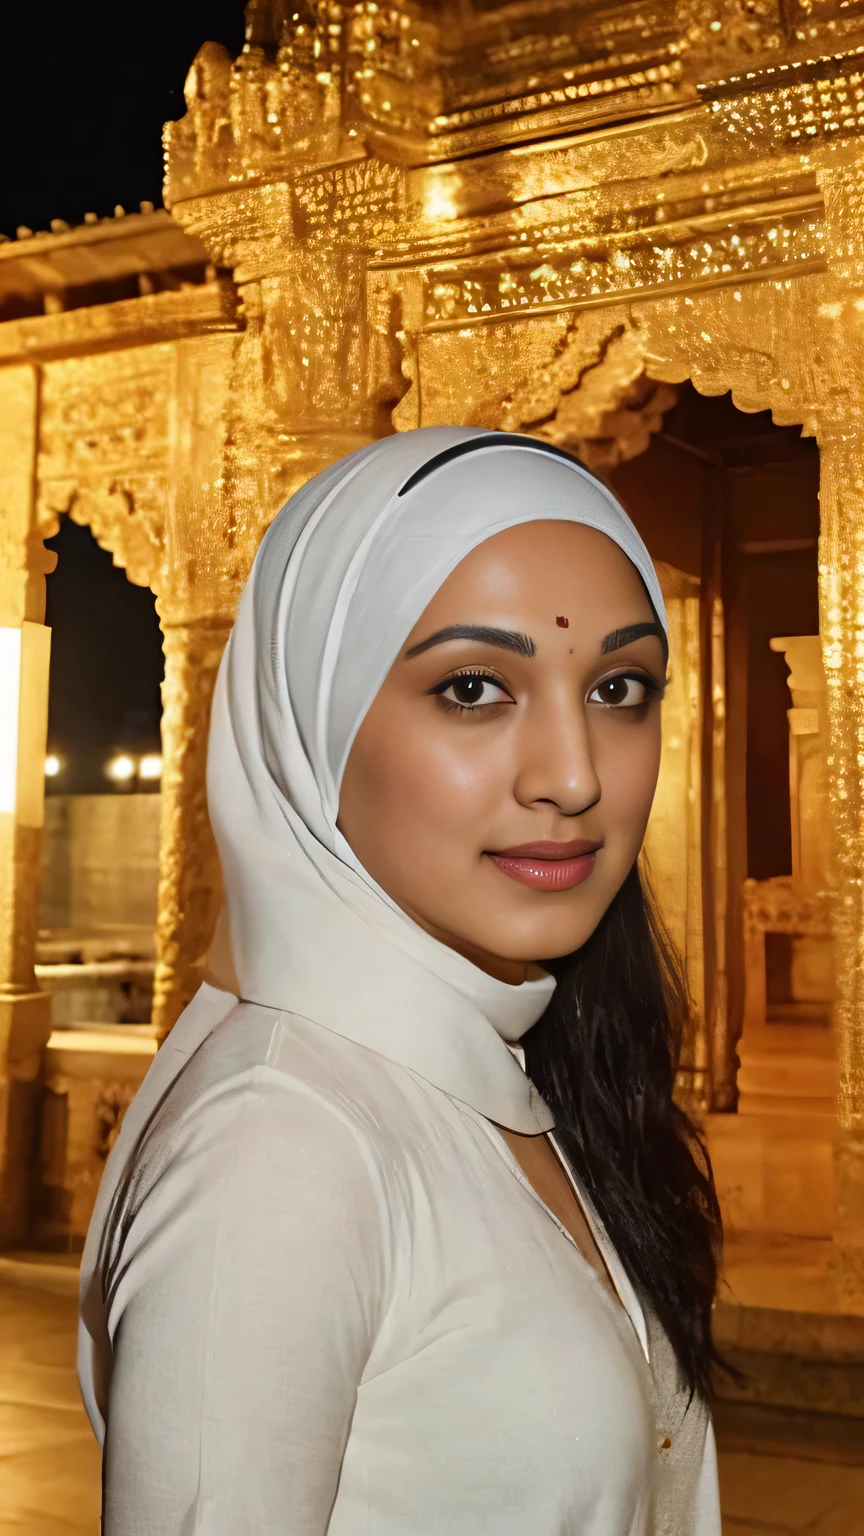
top-left (486, 840), bottom-right (602, 893)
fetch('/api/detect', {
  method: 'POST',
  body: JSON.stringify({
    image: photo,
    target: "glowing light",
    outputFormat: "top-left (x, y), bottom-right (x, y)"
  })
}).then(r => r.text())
top-left (0, 623), bottom-right (51, 823)
top-left (138, 754), bottom-right (163, 782)
top-left (106, 754), bottom-right (136, 784)
top-left (0, 628), bottom-right (22, 814)
top-left (423, 182), bottom-right (459, 222)
top-left (44, 754), bottom-right (62, 778)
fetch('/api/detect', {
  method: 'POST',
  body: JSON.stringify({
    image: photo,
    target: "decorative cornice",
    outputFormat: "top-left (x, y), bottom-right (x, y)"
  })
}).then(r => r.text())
top-left (0, 282), bottom-right (240, 366)
top-left (162, 0), bottom-right (864, 200)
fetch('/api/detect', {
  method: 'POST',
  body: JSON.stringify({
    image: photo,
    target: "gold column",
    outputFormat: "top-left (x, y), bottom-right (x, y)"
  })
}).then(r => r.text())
top-left (153, 621), bottom-right (230, 1037)
top-left (643, 568), bottom-right (707, 1112)
top-left (815, 427), bottom-right (864, 1292)
top-left (816, 155), bottom-right (864, 1295)
top-left (0, 365), bottom-right (53, 1244)
top-left (150, 333), bottom-right (238, 1040)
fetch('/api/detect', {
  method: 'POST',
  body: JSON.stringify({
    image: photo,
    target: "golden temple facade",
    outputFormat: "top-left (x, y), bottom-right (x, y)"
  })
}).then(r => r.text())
top-left (3, 0), bottom-right (864, 1312)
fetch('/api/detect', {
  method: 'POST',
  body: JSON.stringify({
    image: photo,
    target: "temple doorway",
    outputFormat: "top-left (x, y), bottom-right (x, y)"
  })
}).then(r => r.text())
top-left (35, 519), bottom-right (164, 1249)
top-left (607, 383), bottom-right (830, 1252)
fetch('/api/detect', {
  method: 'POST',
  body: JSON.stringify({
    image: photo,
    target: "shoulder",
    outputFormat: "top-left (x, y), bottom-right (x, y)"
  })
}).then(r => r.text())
top-left (162, 1001), bottom-right (422, 1160)
top-left (96, 1007), bottom-right (407, 1320)
top-left (108, 1004), bottom-right (420, 1244)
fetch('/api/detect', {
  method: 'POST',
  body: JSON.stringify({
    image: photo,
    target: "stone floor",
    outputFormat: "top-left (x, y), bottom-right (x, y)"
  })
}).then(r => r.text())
top-left (720, 1233), bottom-right (864, 1318)
top-left (714, 1399), bottom-right (864, 1535)
top-left (0, 1258), bottom-right (99, 1534)
top-left (0, 1255), bottom-right (862, 1533)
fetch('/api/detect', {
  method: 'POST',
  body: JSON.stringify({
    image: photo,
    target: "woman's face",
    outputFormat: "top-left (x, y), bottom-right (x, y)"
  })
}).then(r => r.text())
top-left (338, 520), bottom-right (665, 983)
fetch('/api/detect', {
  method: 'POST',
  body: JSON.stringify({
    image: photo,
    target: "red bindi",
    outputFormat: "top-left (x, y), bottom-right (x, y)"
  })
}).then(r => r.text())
top-left (556, 615), bottom-right (569, 628)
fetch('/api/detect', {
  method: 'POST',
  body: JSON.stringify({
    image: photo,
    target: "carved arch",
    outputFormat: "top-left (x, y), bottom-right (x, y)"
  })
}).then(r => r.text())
top-left (498, 265), bottom-right (864, 1135)
top-left (500, 312), bottom-right (678, 471)
top-left (34, 348), bottom-right (172, 594)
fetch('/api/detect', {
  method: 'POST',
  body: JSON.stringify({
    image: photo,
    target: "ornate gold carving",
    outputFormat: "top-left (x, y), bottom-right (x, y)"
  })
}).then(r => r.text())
top-left (420, 210), bottom-right (825, 331)
top-left (162, 2), bottom-right (864, 191)
top-left (743, 875), bottom-right (833, 941)
top-left (424, 62), bottom-right (685, 154)
top-left (32, 332), bottom-right (243, 1038)
top-left (94, 1082), bottom-right (136, 1160)
top-left (37, 347), bottom-right (172, 589)
top-left (165, 5), bottom-right (355, 206)
top-left (784, 0), bottom-right (864, 23)
top-left (834, 1135), bottom-right (864, 1298)
top-left (0, 283), bottom-right (238, 367)
top-left (153, 623), bottom-right (230, 1040)
top-left (0, 366), bottom-right (44, 628)
top-left (294, 159), bottom-right (402, 243)
top-left (501, 317), bottom-right (678, 469)
top-left (0, 366), bottom-right (53, 1246)
top-left (644, 571), bottom-right (707, 1112)
top-left (39, 1028), bottom-right (157, 1246)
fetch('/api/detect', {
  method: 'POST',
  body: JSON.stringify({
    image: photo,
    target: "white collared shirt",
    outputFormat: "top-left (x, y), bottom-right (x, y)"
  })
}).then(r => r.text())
top-left (83, 992), bottom-right (720, 1536)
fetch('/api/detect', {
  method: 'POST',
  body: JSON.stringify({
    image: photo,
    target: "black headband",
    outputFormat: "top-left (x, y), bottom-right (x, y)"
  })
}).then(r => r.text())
top-left (398, 432), bottom-right (590, 498)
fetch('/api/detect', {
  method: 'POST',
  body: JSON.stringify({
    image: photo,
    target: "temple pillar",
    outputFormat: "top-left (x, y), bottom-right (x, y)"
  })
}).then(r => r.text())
top-left (0, 365), bottom-right (54, 1244)
top-left (815, 429), bottom-right (864, 1297)
top-left (152, 621), bottom-right (230, 1038)
top-left (643, 565), bottom-right (707, 1112)
top-left (150, 333), bottom-right (239, 1039)
top-left (815, 152), bottom-right (864, 1298)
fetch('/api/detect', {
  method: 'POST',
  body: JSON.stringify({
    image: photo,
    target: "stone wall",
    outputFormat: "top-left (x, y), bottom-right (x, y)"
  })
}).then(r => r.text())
top-left (39, 794), bottom-right (160, 933)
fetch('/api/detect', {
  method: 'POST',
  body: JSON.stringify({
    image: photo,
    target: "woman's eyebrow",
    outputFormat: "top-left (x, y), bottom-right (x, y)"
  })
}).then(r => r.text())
top-left (404, 624), bottom-right (536, 659)
top-left (600, 622), bottom-right (665, 655)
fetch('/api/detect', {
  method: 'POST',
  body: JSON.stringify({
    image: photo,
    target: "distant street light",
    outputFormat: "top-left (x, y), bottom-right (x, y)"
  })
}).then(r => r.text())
top-left (44, 754), bottom-right (62, 778)
top-left (0, 623), bottom-right (51, 820)
top-left (138, 753), bottom-right (163, 782)
top-left (0, 629), bottom-right (23, 814)
top-left (106, 753), bottom-right (136, 785)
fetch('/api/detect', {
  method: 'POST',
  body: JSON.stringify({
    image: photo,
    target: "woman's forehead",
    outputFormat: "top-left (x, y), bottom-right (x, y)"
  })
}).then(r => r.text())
top-left (417, 521), bottom-right (653, 611)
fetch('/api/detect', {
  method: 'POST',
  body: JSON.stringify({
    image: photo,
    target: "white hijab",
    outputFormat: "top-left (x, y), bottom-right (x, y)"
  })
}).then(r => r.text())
top-left (206, 425), bottom-right (666, 1132)
top-left (79, 427), bottom-right (666, 1434)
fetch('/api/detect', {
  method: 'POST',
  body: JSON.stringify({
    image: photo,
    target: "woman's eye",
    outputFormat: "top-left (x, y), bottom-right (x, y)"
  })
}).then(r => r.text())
top-left (436, 673), bottom-right (512, 710)
top-left (588, 674), bottom-right (651, 708)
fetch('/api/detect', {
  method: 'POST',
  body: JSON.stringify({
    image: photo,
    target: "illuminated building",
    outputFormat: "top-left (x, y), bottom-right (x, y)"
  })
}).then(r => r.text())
top-left (0, 4), bottom-right (863, 1396)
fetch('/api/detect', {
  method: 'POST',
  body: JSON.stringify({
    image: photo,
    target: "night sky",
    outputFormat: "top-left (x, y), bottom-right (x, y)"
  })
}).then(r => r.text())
top-left (0, 3), bottom-right (245, 236)
top-left (1, 3), bottom-right (247, 793)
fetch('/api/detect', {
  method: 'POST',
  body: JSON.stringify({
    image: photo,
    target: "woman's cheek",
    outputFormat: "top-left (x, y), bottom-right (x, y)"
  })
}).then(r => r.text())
top-left (432, 735), bottom-right (507, 808)
top-left (358, 730), bottom-right (477, 849)
top-left (596, 724), bottom-right (661, 842)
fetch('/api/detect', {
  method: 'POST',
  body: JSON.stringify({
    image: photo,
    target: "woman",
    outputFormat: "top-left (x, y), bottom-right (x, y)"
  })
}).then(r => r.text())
top-left (79, 426), bottom-right (723, 1534)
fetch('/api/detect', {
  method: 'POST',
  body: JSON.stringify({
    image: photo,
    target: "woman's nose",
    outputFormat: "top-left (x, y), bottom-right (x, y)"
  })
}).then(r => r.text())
top-left (512, 695), bottom-right (601, 817)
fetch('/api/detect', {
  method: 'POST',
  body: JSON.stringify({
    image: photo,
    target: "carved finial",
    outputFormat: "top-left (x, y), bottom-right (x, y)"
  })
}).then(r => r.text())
top-left (244, 0), bottom-right (306, 48)
top-left (166, 2), bottom-right (350, 205)
top-left (183, 40), bottom-right (232, 112)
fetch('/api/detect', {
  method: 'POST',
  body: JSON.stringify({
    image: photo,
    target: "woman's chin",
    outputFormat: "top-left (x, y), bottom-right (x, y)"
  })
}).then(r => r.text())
top-left (429, 908), bottom-right (604, 971)
top-left (384, 864), bottom-right (621, 970)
